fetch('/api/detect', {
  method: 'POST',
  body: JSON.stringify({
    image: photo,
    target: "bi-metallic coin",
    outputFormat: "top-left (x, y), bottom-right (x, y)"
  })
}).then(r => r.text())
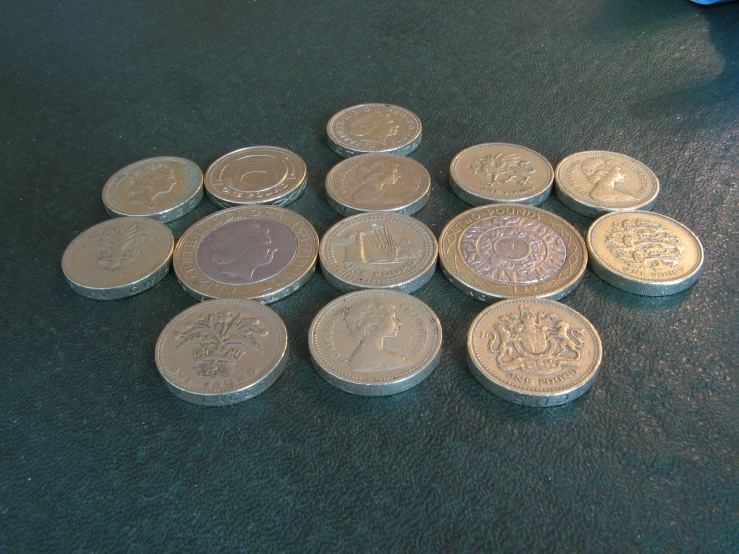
top-left (449, 143), bottom-right (554, 206)
top-left (309, 290), bottom-right (442, 396)
top-left (156, 299), bottom-right (288, 406)
top-left (204, 146), bottom-right (307, 208)
top-left (586, 211), bottom-right (704, 296)
top-left (467, 298), bottom-right (602, 407)
top-left (327, 103), bottom-right (422, 158)
top-left (173, 205), bottom-right (318, 303)
top-left (325, 153), bottom-right (431, 216)
top-left (439, 204), bottom-right (587, 302)
top-left (555, 151), bottom-right (659, 218)
top-left (62, 217), bottom-right (174, 300)
top-left (102, 156), bottom-right (203, 223)
top-left (320, 212), bottom-right (437, 294)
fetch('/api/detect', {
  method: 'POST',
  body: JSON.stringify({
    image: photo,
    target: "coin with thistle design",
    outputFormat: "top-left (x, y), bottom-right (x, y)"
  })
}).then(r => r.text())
top-left (156, 299), bottom-right (288, 406)
top-left (62, 217), bottom-right (174, 300)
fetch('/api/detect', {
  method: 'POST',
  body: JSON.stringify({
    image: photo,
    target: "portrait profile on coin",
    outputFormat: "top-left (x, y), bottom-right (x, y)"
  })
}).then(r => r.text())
top-left (347, 159), bottom-right (401, 203)
top-left (343, 300), bottom-right (409, 372)
top-left (216, 154), bottom-right (293, 192)
top-left (126, 163), bottom-right (178, 208)
top-left (580, 157), bottom-right (637, 203)
top-left (345, 111), bottom-right (401, 145)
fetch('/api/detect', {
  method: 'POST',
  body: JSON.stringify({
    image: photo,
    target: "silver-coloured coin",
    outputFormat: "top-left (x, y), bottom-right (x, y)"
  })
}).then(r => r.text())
top-left (467, 298), bottom-right (602, 407)
top-left (309, 289), bottom-right (442, 396)
top-left (327, 103), bottom-right (422, 158)
top-left (438, 204), bottom-right (587, 303)
top-left (204, 146), bottom-right (307, 208)
top-left (555, 151), bottom-right (660, 218)
top-left (156, 298), bottom-right (288, 406)
top-left (62, 217), bottom-right (174, 300)
top-left (102, 156), bottom-right (204, 223)
top-left (325, 153), bottom-right (431, 216)
top-left (320, 212), bottom-right (437, 293)
top-left (449, 143), bottom-right (554, 206)
top-left (173, 205), bottom-right (318, 304)
top-left (586, 211), bottom-right (704, 296)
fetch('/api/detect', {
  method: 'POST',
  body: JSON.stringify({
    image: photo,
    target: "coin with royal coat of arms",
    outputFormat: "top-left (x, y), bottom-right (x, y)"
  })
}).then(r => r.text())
top-left (204, 146), bottom-right (307, 208)
top-left (62, 217), bottom-right (174, 300)
top-left (449, 143), bottom-right (554, 206)
top-left (325, 153), bottom-right (431, 216)
top-left (320, 212), bottom-right (437, 293)
top-left (327, 103), bottom-right (422, 158)
top-left (467, 298), bottom-right (602, 407)
top-left (156, 299), bottom-right (288, 406)
top-left (586, 211), bottom-right (704, 296)
top-left (102, 156), bottom-right (204, 223)
top-left (309, 290), bottom-right (442, 396)
top-left (438, 204), bottom-right (588, 302)
top-left (173, 205), bottom-right (318, 304)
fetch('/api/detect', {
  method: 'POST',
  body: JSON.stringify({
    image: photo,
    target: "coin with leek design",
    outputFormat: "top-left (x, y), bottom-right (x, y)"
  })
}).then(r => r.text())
top-left (320, 212), bottom-right (437, 293)
top-left (327, 103), bottom-right (422, 158)
top-left (325, 153), bottom-right (431, 216)
top-left (204, 146), bottom-right (307, 208)
top-left (156, 299), bottom-right (288, 406)
top-left (102, 156), bottom-right (203, 223)
top-left (467, 298), bottom-right (602, 407)
top-left (586, 211), bottom-right (704, 296)
top-left (173, 205), bottom-right (318, 304)
top-left (309, 290), bottom-right (442, 396)
top-left (438, 204), bottom-right (587, 302)
top-left (62, 217), bottom-right (173, 300)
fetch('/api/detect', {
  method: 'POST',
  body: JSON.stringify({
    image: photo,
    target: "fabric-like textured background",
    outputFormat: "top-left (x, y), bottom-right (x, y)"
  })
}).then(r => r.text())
top-left (1, 1), bottom-right (737, 551)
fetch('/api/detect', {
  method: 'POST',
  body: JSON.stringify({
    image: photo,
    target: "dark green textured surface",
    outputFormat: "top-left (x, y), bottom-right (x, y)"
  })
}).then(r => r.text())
top-left (2, 1), bottom-right (738, 552)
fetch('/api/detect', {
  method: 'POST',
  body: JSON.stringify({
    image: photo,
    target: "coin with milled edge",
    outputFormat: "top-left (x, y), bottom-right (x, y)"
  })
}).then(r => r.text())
top-left (320, 212), bottom-right (437, 293)
top-left (102, 156), bottom-right (204, 223)
top-left (326, 153), bottom-right (431, 216)
top-left (555, 151), bottom-right (659, 218)
top-left (467, 298), bottom-right (602, 407)
top-left (327, 103), bottom-right (422, 158)
top-left (449, 143), bottom-right (554, 206)
top-left (309, 290), bottom-right (442, 396)
top-left (586, 211), bottom-right (704, 296)
top-left (62, 217), bottom-right (174, 300)
top-left (204, 146), bottom-right (307, 208)
top-left (173, 205), bottom-right (318, 303)
top-left (439, 204), bottom-right (587, 302)
top-left (156, 299), bottom-right (288, 406)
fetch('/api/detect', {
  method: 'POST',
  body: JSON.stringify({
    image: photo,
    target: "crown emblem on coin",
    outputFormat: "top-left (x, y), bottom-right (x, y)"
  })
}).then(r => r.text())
top-left (483, 305), bottom-right (584, 375)
top-left (604, 219), bottom-right (684, 269)
top-left (175, 311), bottom-right (268, 379)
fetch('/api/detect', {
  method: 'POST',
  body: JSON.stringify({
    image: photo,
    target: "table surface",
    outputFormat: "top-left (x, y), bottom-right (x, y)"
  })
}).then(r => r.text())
top-left (2, 1), bottom-right (738, 552)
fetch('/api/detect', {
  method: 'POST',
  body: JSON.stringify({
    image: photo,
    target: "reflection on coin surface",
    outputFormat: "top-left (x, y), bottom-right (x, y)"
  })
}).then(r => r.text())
top-left (449, 143), bottom-right (554, 206)
top-left (439, 204), bottom-right (587, 302)
top-left (156, 299), bottom-right (288, 406)
top-left (102, 156), bottom-right (204, 223)
top-left (62, 217), bottom-right (174, 300)
top-left (204, 146), bottom-right (307, 208)
top-left (586, 211), bottom-right (704, 296)
top-left (327, 103), bottom-right (422, 158)
top-left (320, 212), bottom-right (437, 293)
top-left (555, 151), bottom-right (659, 218)
top-left (467, 298), bottom-right (602, 407)
top-left (174, 205), bottom-right (318, 303)
top-left (326, 153), bottom-right (431, 216)
top-left (309, 290), bottom-right (442, 396)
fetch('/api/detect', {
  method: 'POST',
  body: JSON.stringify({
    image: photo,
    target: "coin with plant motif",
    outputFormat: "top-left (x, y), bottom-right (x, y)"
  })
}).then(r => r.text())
top-left (102, 156), bottom-right (204, 223)
top-left (327, 104), bottom-right (422, 158)
top-left (156, 299), bottom-right (288, 406)
top-left (173, 205), bottom-right (318, 303)
top-left (309, 290), bottom-right (442, 396)
top-left (438, 204), bottom-right (587, 302)
top-left (467, 298), bottom-right (602, 407)
top-left (449, 143), bottom-right (554, 206)
top-left (586, 211), bottom-right (704, 296)
top-left (62, 217), bottom-right (174, 300)
top-left (204, 146), bottom-right (307, 208)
